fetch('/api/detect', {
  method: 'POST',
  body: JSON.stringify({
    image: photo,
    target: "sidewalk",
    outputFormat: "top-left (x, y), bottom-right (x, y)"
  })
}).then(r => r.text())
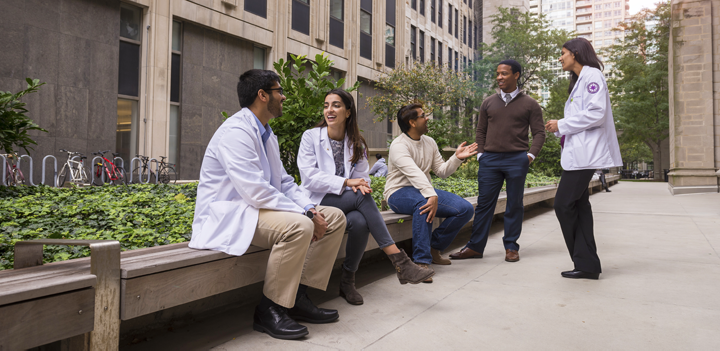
top-left (126, 182), bottom-right (720, 350)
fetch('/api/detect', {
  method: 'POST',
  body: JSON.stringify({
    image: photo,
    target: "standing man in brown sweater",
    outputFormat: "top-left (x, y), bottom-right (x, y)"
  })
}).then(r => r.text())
top-left (450, 60), bottom-right (546, 262)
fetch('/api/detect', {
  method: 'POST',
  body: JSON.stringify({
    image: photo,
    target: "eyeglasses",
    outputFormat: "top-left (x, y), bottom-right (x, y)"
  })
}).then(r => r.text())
top-left (264, 87), bottom-right (284, 96)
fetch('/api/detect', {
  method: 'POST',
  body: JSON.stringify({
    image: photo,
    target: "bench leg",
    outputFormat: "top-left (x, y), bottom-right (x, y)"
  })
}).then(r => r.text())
top-left (89, 242), bottom-right (121, 351)
top-left (62, 333), bottom-right (90, 351)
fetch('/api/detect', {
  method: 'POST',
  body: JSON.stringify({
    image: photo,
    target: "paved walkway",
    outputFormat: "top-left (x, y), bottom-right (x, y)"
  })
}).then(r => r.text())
top-left (126, 182), bottom-right (720, 350)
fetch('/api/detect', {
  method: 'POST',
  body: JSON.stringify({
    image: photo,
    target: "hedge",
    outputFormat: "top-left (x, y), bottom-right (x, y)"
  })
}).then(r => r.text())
top-left (1, 172), bottom-right (558, 270)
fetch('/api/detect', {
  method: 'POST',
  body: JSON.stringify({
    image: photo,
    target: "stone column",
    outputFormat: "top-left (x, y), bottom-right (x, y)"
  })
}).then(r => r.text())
top-left (667, 0), bottom-right (720, 194)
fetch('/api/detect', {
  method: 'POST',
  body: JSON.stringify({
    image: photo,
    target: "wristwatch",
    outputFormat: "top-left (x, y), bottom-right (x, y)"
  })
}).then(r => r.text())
top-left (305, 209), bottom-right (315, 220)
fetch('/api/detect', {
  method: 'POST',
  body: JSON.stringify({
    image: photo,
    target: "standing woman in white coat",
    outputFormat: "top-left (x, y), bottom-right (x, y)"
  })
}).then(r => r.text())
top-left (298, 89), bottom-right (434, 305)
top-left (545, 38), bottom-right (622, 280)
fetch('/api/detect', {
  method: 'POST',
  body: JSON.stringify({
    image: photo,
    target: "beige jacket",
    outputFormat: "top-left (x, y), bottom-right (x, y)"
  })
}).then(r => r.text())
top-left (383, 133), bottom-right (463, 200)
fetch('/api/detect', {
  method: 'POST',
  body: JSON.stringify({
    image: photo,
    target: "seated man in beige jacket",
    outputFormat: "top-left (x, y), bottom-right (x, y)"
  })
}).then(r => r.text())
top-left (384, 104), bottom-right (478, 283)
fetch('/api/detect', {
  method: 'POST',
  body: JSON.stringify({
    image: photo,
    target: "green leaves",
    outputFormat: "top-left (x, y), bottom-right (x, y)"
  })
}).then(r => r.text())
top-left (0, 78), bottom-right (48, 155)
top-left (270, 53), bottom-right (360, 179)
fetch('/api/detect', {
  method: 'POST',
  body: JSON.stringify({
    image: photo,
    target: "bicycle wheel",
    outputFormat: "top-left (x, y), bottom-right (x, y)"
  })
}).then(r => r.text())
top-left (57, 164), bottom-right (69, 187)
top-left (92, 164), bottom-right (105, 186)
top-left (4, 169), bottom-right (14, 186)
top-left (113, 168), bottom-right (126, 185)
top-left (159, 166), bottom-right (177, 184)
top-left (14, 169), bottom-right (25, 185)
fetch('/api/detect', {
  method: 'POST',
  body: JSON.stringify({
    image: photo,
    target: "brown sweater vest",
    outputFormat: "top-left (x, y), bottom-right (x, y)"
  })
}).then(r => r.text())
top-left (476, 91), bottom-right (546, 157)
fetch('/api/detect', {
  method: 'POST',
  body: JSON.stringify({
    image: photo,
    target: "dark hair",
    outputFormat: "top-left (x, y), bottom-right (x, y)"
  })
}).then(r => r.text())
top-left (375, 153), bottom-right (383, 160)
top-left (237, 69), bottom-right (281, 108)
top-left (316, 89), bottom-right (368, 165)
top-left (498, 59), bottom-right (523, 88)
top-left (562, 38), bottom-right (604, 94)
top-left (396, 103), bottom-right (424, 133)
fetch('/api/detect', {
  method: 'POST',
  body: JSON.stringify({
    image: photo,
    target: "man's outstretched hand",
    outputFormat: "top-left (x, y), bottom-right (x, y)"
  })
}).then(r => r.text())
top-left (455, 142), bottom-right (479, 160)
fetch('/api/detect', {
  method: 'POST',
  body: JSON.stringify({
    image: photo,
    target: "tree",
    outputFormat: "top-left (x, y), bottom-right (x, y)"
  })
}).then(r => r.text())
top-left (270, 54), bottom-right (360, 179)
top-left (364, 62), bottom-right (475, 150)
top-left (0, 79), bottom-right (47, 155)
top-left (606, 2), bottom-right (670, 180)
top-left (473, 8), bottom-right (574, 96)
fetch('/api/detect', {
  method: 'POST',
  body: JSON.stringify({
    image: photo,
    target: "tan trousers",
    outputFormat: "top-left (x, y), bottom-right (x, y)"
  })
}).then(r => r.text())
top-left (251, 205), bottom-right (346, 308)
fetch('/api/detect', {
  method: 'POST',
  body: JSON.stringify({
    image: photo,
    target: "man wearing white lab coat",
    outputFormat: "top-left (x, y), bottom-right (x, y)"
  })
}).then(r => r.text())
top-left (189, 69), bottom-right (346, 340)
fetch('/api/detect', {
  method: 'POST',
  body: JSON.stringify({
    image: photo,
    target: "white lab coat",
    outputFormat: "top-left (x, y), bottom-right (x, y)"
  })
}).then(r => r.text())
top-left (189, 108), bottom-right (314, 256)
top-left (557, 66), bottom-right (622, 171)
top-left (297, 127), bottom-right (370, 205)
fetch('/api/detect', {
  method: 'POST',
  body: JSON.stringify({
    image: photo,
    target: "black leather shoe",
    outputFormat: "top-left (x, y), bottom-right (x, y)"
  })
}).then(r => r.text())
top-left (287, 293), bottom-right (339, 324)
top-left (561, 270), bottom-right (600, 280)
top-left (253, 305), bottom-right (308, 340)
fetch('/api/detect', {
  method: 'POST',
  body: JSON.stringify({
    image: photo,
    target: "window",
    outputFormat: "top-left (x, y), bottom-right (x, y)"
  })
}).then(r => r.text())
top-left (410, 26), bottom-right (417, 60)
top-left (604, 20), bottom-right (611, 28)
top-left (438, 0), bottom-right (443, 28)
top-left (420, 0), bottom-right (425, 16)
top-left (412, 0), bottom-right (417, 11)
top-left (604, 11), bottom-right (610, 17)
top-left (253, 46), bottom-right (265, 69)
top-left (448, 5), bottom-right (452, 34)
top-left (595, 13), bottom-right (601, 19)
top-left (169, 20), bottom-right (181, 166)
top-left (386, 0), bottom-right (395, 67)
top-left (613, 10), bottom-right (621, 16)
top-left (118, 3), bottom-right (142, 167)
top-left (292, 0), bottom-right (310, 35)
top-left (454, 9), bottom-right (458, 38)
top-left (448, 47), bottom-right (452, 69)
top-left (360, 0), bottom-right (372, 60)
top-left (330, 0), bottom-right (344, 48)
top-left (463, 16), bottom-right (467, 44)
top-left (438, 42), bottom-right (443, 65)
top-left (430, 37), bottom-right (436, 62)
top-left (245, 0), bottom-right (267, 18)
top-left (474, 25), bottom-right (478, 48)
top-left (454, 50), bottom-right (458, 71)
top-left (594, 21), bottom-right (602, 29)
top-left (469, 0), bottom-right (472, 8)
top-left (604, 3), bottom-right (611, 8)
top-left (431, 0), bottom-right (435, 23)
top-left (419, 30), bottom-right (425, 63)
top-left (595, 5), bottom-right (601, 10)
top-left (614, 1), bottom-right (620, 7)
top-left (469, 20), bottom-right (472, 47)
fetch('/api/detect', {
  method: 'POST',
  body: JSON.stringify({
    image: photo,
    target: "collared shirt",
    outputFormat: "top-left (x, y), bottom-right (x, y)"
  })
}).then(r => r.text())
top-left (476, 86), bottom-right (535, 161)
top-left (252, 112), bottom-right (314, 212)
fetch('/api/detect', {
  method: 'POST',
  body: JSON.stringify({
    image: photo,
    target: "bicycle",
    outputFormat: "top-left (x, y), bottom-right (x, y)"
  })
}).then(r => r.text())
top-left (157, 156), bottom-right (177, 184)
top-left (57, 149), bottom-right (89, 187)
top-left (131, 154), bottom-right (156, 184)
top-left (92, 150), bottom-right (126, 186)
top-left (2, 153), bottom-right (25, 186)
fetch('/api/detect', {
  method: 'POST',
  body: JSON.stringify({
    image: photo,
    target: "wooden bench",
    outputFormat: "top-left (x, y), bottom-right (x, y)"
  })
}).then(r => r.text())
top-left (1, 176), bottom-right (618, 347)
top-left (0, 240), bottom-right (120, 351)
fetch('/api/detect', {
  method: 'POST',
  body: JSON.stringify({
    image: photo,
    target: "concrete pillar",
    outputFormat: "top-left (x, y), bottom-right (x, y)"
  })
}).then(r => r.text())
top-left (667, 0), bottom-right (720, 194)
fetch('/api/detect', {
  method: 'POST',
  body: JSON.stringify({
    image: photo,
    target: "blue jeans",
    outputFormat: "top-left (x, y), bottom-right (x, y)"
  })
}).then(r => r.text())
top-left (467, 151), bottom-right (529, 253)
top-left (388, 187), bottom-right (474, 264)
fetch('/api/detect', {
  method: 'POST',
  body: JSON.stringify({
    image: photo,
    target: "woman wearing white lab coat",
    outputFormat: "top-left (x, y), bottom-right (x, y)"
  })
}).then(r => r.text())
top-left (545, 38), bottom-right (622, 280)
top-left (297, 89), bottom-right (434, 305)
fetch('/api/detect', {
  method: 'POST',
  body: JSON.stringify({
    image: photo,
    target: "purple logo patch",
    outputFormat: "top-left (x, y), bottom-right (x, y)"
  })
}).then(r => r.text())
top-left (587, 82), bottom-right (600, 94)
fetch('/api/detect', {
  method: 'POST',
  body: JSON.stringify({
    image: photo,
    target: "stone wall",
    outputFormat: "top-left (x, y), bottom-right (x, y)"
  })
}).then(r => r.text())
top-left (179, 22), bottom-right (254, 180)
top-left (0, 0), bottom-right (120, 184)
top-left (668, 0), bottom-right (720, 194)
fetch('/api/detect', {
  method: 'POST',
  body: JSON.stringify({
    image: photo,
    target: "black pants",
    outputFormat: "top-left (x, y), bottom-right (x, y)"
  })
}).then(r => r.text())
top-left (554, 169), bottom-right (601, 273)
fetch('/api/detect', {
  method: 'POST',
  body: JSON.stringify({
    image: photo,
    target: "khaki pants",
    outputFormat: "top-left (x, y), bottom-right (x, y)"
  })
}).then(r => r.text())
top-left (251, 205), bottom-right (346, 308)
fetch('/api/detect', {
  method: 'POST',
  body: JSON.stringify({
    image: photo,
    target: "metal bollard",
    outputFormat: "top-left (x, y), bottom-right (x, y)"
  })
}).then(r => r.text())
top-left (17, 155), bottom-right (35, 186)
top-left (0, 155), bottom-right (7, 186)
top-left (41, 155), bottom-right (58, 187)
top-left (149, 158), bottom-right (159, 184)
top-left (91, 156), bottom-right (105, 185)
top-left (128, 157), bottom-right (141, 184)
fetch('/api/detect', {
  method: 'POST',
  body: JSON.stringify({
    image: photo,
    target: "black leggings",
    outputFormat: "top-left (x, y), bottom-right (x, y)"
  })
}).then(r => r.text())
top-left (554, 169), bottom-right (602, 273)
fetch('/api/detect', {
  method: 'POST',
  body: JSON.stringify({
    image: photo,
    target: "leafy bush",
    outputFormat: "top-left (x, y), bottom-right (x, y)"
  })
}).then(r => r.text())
top-left (1, 78), bottom-right (48, 154)
top-left (0, 184), bottom-right (197, 270)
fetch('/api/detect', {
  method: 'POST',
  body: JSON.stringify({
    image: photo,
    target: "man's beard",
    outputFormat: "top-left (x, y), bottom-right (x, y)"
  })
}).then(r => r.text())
top-left (268, 94), bottom-right (283, 118)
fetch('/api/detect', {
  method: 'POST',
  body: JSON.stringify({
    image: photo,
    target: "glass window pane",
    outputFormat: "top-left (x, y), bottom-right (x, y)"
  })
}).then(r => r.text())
top-left (360, 11), bottom-right (371, 34)
top-left (116, 99), bottom-right (139, 169)
top-left (329, 17), bottom-right (344, 48)
top-left (170, 53), bottom-right (180, 103)
top-left (120, 4), bottom-right (142, 41)
top-left (254, 46), bottom-right (265, 69)
top-left (172, 21), bottom-right (181, 51)
top-left (169, 105), bottom-right (179, 165)
top-left (245, 0), bottom-right (267, 18)
top-left (119, 41), bottom-right (140, 97)
top-left (292, 0), bottom-right (310, 35)
top-left (385, 25), bottom-right (395, 46)
top-left (330, 0), bottom-right (343, 21)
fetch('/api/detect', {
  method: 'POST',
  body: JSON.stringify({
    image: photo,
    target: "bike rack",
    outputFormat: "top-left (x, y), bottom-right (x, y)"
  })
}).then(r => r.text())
top-left (91, 156), bottom-right (105, 185)
top-left (41, 155), bottom-right (58, 187)
top-left (17, 155), bottom-right (35, 186)
top-left (149, 158), bottom-right (159, 184)
top-left (128, 157), bottom-right (141, 184)
top-left (113, 157), bottom-right (124, 170)
top-left (0, 154), bottom-right (7, 186)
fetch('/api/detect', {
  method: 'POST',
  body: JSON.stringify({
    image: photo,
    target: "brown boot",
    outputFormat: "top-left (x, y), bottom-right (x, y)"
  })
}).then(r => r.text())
top-left (339, 266), bottom-right (363, 305)
top-left (388, 249), bottom-right (435, 284)
top-left (417, 264), bottom-right (433, 283)
top-left (431, 248), bottom-right (451, 265)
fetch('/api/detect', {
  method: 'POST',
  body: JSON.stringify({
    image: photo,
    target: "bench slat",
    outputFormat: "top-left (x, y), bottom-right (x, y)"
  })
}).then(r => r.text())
top-left (0, 287), bottom-right (95, 350)
top-left (121, 250), bottom-right (270, 320)
top-left (0, 259), bottom-right (96, 306)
